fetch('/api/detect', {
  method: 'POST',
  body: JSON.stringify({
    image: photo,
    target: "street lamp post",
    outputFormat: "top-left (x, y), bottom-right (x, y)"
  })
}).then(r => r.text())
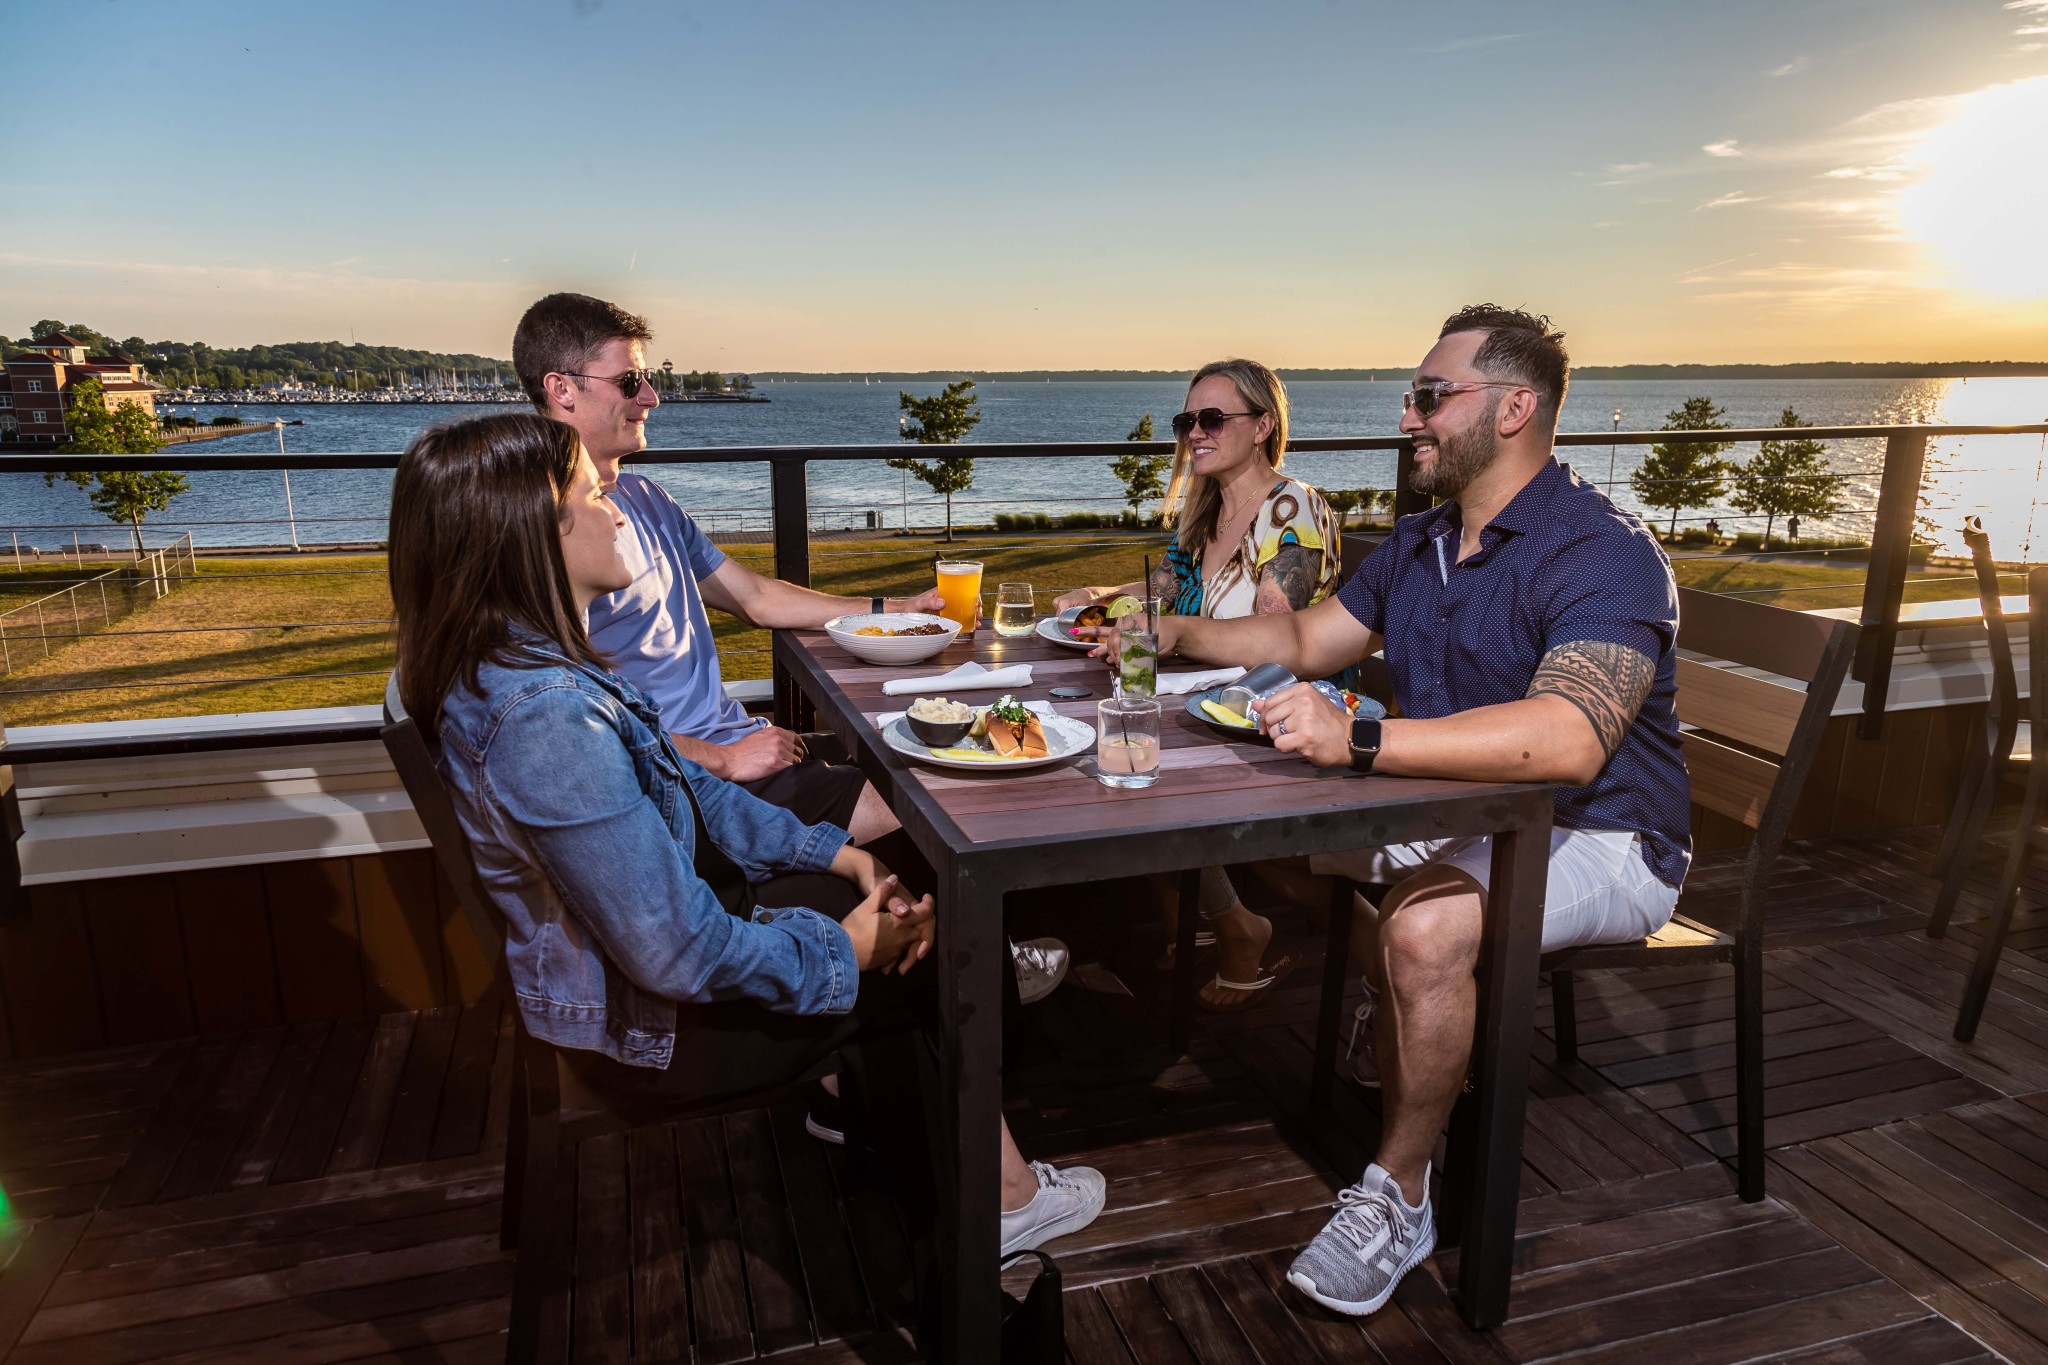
top-left (1607, 407), bottom-right (1623, 490)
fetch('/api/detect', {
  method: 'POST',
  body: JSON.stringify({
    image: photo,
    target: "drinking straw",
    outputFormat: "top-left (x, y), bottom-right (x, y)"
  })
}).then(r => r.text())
top-left (1143, 555), bottom-right (1154, 633)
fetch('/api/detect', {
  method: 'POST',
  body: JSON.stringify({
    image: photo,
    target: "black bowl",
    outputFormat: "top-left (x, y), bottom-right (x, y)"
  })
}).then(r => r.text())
top-left (906, 713), bottom-right (974, 746)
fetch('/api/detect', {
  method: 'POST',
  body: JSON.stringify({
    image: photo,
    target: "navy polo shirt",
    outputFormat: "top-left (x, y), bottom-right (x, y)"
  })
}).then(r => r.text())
top-left (1338, 459), bottom-right (1691, 890)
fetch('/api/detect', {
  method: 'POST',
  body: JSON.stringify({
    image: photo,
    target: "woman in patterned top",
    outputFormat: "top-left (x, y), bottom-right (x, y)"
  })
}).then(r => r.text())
top-left (1057, 358), bottom-right (1345, 1008)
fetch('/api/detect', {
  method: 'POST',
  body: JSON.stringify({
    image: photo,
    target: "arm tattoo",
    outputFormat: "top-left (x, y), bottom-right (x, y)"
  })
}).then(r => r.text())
top-left (1255, 543), bottom-right (1319, 614)
top-left (1150, 562), bottom-right (1182, 601)
top-left (1527, 640), bottom-right (1655, 760)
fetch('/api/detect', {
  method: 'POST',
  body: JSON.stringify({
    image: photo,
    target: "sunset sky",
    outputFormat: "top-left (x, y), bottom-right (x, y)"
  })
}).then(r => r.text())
top-left (4, 0), bottom-right (2046, 370)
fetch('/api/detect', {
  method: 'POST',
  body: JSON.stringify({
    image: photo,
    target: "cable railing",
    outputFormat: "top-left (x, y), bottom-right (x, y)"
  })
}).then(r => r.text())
top-left (3, 422), bottom-right (2047, 739)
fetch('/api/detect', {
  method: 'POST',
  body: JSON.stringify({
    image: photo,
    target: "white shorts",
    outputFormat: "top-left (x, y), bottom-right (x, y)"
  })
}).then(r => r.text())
top-left (1309, 826), bottom-right (1680, 955)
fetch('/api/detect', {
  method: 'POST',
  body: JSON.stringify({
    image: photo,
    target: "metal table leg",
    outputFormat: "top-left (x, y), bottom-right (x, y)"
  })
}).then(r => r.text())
top-left (936, 855), bottom-right (1004, 1362)
top-left (1457, 803), bottom-right (1548, 1328)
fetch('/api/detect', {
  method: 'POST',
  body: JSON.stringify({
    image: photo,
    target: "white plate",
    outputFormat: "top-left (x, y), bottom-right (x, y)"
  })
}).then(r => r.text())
top-left (1036, 614), bottom-right (1102, 651)
top-left (824, 611), bottom-right (962, 665)
top-left (880, 703), bottom-right (1095, 771)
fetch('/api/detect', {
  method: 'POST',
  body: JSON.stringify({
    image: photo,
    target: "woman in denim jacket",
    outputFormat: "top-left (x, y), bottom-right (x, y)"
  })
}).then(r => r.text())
top-left (387, 412), bottom-right (1103, 1259)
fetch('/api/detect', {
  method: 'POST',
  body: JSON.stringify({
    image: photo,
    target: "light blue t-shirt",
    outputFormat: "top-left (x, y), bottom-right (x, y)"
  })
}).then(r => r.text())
top-left (585, 473), bottom-right (764, 745)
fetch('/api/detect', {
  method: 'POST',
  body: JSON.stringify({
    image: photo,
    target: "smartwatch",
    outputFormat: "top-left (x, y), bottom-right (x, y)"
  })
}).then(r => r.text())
top-left (1348, 716), bottom-right (1383, 774)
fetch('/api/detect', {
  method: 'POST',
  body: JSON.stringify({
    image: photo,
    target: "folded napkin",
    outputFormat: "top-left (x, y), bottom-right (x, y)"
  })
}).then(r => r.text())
top-left (1156, 666), bottom-right (1247, 696)
top-left (880, 660), bottom-right (1035, 696)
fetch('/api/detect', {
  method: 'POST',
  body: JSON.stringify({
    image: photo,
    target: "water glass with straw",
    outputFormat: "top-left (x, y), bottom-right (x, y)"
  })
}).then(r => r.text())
top-left (1117, 554), bottom-right (1159, 698)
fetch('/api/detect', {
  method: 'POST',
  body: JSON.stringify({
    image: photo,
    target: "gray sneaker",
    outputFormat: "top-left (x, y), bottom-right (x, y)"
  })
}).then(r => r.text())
top-left (1287, 1162), bottom-right (1435, 1316)
top-left (1013, 938), bottom-right (1070, 1005)
top-left (999, 1161), bottom-right (1106, 1255)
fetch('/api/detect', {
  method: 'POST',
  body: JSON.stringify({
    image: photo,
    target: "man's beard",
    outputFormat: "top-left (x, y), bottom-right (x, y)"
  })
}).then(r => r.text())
top-left (1408, 409), bottom-right (1502, 498)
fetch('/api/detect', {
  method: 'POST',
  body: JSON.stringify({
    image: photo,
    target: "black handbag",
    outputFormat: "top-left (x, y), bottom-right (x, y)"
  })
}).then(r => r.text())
top-left (1001, 1250), bottom-right (1064, 1364)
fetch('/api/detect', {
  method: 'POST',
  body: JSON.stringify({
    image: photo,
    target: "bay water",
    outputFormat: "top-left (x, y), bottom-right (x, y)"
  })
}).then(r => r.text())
top-left (6, 377), bottom-right (2047, 559)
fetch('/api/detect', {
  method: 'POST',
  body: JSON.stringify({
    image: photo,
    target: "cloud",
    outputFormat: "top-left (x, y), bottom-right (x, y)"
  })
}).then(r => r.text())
top-left (1702, 139), bottom-right (1744, 157)
top-left (1770, 56), bottom-right (1810, 77)
top-left (1420, 31), bottom-right (1527, 53)
top-left (1697, 191), bottom-right (1764, 210)
top-left (1603, 162), bottom-right (1654, 175)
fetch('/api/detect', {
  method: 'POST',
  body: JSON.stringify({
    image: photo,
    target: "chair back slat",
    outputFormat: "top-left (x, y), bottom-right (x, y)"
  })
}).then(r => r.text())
top-left (1673, 659), bottom-right (1804, 755)
top-left (380, 675), bottom-right (507, 975)
top-left (1964, 519), bottom-right (2023, 750)
top-left (1676, 585), bottom-right (1842, 683)
top-left (1682, 731), bottom-right (1777, 829)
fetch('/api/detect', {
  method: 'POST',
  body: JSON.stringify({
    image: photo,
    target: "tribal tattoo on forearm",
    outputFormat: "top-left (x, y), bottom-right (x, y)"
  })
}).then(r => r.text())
top-left (1254, 543), bottom-right (1320, 613)
top-left (1526, 640), bottom-right (1656, 760)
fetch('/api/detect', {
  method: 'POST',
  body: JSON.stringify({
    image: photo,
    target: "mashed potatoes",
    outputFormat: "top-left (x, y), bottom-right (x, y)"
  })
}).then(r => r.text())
top-left (908, 696), bottom-right (973, 723)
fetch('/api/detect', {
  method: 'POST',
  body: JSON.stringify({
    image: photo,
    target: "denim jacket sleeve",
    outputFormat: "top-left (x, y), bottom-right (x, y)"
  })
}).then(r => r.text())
top-left (483, 686), bottom-right (858, 1015)
top-left (676, 757), bottom-right (851, 880)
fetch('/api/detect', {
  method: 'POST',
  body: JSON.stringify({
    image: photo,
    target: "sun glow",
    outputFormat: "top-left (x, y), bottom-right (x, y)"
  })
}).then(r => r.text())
top-left (1895, 76), bottom-right (2048, 300)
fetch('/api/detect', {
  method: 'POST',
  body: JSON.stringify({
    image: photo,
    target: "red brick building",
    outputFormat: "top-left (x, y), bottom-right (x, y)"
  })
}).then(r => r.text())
top-left (0, 333), bottom-right (164, 446)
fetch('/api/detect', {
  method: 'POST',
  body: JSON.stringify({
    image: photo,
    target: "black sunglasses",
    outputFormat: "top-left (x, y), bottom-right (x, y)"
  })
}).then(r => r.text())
top-left (562, 368), bottom-right (660, 399)
top-left (1402, 380), bottom-right (1524, 418)
top-left (1170, 407), bottom-right (1264, 439)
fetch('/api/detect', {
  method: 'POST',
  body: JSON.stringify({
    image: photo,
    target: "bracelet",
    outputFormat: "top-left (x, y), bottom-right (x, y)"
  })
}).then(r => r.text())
top-left (870, 595), bottom-right (884, 614)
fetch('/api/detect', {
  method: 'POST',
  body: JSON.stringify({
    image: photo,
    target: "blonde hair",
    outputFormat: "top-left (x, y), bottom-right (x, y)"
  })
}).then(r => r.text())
top-left (1160, 358), bottom-right (1290, 556)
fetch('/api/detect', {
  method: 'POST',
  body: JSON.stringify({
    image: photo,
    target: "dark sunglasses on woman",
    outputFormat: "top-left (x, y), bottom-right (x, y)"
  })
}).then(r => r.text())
top-left (561, 368), bottom-right (661, 399)
top-left (1170, 407), bottom-right (1264, 439)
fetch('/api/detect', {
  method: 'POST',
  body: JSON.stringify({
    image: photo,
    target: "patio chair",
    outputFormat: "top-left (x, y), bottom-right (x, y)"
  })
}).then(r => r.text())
top-left (378, 676), bottom-right (916, 1362)
top-left (1953, 565), bottom-right (2048, 1042)
top-left (1310, 588), bottom-right (1856, 1205)
top-left (1926, 517), bottom-right (2030, 940)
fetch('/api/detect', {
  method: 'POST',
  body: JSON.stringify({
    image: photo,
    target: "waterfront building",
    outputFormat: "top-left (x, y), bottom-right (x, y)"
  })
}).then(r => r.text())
top-left (0, 332), bottom-right (165, 445)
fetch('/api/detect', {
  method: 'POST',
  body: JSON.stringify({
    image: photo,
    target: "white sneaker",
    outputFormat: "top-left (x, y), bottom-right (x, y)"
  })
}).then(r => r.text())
top-left (1013, 938), bottom-right (1069, 1005)
top-left (1000, 1160), bottom-right (1106, 1255)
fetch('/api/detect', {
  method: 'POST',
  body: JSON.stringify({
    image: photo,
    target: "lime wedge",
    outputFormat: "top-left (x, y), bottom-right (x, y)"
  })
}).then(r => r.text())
top-left (1200, 698), bottom-right (1256, 729)
top-left (1105, 595), bottom-right (1143, 620)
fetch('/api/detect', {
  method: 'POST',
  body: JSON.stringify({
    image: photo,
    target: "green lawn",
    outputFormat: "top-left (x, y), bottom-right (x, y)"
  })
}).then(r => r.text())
top-left (0, 532), bottom-right (1982, 727)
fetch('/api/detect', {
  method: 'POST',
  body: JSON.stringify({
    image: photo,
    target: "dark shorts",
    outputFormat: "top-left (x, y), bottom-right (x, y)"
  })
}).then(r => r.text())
top-left (741, 758), bottom-right (866, 831)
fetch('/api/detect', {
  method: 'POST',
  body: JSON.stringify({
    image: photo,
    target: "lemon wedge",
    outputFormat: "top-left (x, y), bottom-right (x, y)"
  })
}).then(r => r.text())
top-left (928, 747), bottom-right (1018, 762)
top-left (1106, 594), bottom-right (1143, 620)
top-left (1200, 699), bottom-right (1256, 729)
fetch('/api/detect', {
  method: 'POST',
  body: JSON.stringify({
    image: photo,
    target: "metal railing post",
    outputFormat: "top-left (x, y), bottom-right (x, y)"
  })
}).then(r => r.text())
top-left (1392, 440), bottom-right (1427, 519)
top-left (1854, 430), bottom-right (1930, 739)
top-left (770, 456), bottom-right (813, 730)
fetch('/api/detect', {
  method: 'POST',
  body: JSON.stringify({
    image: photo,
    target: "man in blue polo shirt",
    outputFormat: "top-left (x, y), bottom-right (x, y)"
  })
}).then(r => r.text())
top-left (1127, 305), bottom-right (1689, 1317)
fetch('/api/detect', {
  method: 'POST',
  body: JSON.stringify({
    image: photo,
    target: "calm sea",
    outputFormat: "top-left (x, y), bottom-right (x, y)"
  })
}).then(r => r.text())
top-left (5, 378), bottom-right (2047, 559)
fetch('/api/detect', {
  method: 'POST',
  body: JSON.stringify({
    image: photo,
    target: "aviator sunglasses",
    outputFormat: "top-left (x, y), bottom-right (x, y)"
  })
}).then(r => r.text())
top-left (1170, 407), bottom-right (1264, 439)
top-left (1402, 380), bottom-right (1525, 418)
top-left (561, 367), bottom-right (660, 399)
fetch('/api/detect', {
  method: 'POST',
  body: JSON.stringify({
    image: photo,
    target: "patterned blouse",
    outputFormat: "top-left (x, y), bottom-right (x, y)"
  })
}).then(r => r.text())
top-left (1162, 476), bottom-right (1343, 621)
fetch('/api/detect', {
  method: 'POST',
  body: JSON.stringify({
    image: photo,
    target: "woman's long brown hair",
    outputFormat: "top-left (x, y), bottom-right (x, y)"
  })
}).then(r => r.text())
top-left (1159, 358), bottom-right (1291, 557)
top-left (388, 413), bottom-right (606, 732)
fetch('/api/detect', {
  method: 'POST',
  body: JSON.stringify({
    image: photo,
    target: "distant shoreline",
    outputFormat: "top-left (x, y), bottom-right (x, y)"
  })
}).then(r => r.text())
top-left (753, 362), bottom-right (2048, 382)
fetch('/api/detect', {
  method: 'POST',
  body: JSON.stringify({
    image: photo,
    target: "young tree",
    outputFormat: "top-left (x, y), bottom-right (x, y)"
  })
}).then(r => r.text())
top-left (889, 380), bottom-right (982, 540)
top-left (1629, 396), bottom-right (1732, 541)
top-left (1109, 412), bottom-right (1170, 513)
top-left (47, 380), bottom-right (187, 558)
top-left (1730, 407), bottom-right (1841, 550)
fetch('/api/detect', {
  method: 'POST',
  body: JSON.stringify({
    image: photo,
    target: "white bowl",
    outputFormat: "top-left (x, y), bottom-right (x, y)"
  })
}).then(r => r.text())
top-left (823, 612), bottom-right (963, 665)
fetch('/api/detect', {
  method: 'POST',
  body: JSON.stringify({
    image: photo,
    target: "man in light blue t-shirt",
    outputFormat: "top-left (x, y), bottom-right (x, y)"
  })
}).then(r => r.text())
top-left (511, 293), bottom-right (957, 846)
top-left (510, 294), bottom-right (1070, 1021)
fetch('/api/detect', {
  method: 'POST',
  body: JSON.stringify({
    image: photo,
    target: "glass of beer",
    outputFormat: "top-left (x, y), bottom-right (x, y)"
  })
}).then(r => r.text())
top-left (1096, 696), bottom-right (1162, 788)
top-left (995, 581), bottom-right (1036, 637)
top-left (934, 560), bottom-right (983, 632)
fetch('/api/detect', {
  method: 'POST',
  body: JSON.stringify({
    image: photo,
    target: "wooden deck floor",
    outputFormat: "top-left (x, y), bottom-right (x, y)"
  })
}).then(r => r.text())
top-left (2, 823), bottom-right (2046, 1362)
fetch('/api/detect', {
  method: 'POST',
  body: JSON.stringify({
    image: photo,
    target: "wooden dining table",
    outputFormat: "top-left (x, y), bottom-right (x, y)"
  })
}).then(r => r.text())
top-left (774, 621), bottom-right (1554, 1359)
